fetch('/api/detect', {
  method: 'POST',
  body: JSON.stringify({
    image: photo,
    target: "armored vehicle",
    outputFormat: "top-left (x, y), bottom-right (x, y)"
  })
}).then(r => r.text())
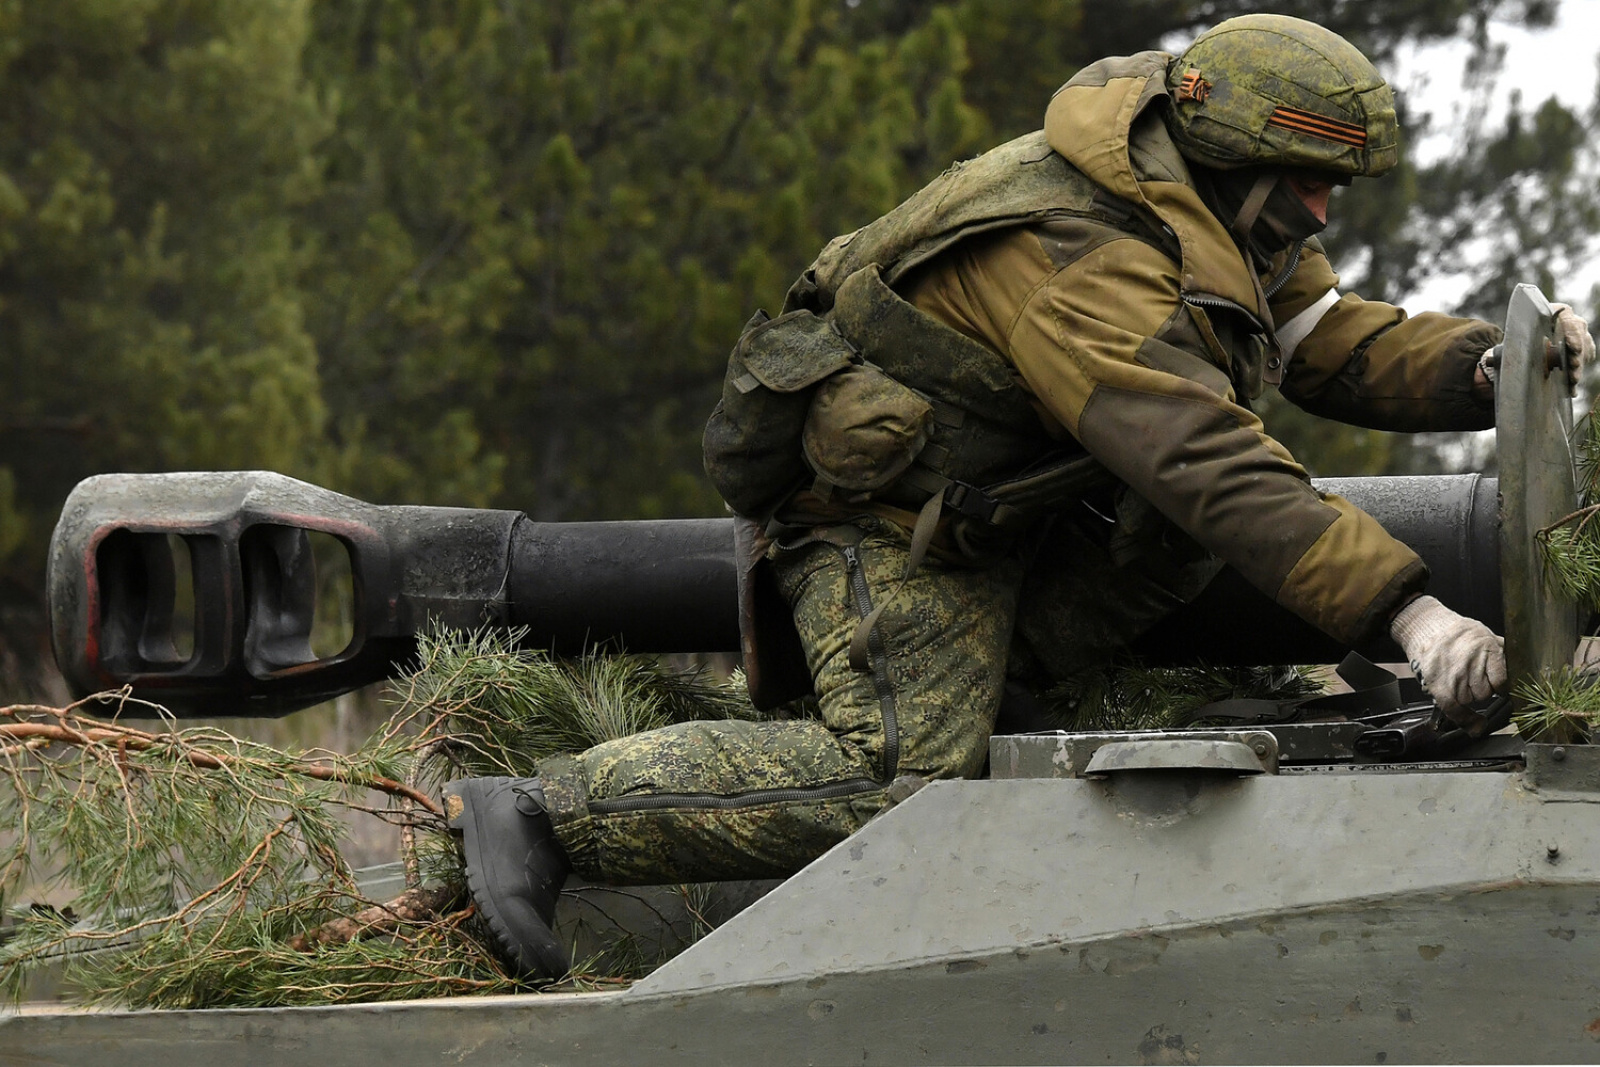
top-left (5, 287), bottom-right (1598, 1064)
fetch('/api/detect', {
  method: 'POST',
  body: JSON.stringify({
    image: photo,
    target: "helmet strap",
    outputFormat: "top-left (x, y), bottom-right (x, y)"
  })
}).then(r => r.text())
top-left (1230, 173), bottom-right (1279, 242)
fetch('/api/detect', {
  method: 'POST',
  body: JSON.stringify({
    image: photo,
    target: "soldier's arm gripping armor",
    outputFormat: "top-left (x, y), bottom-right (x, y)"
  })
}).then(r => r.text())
top-left (1267, 240), bottom-right (1501, 432)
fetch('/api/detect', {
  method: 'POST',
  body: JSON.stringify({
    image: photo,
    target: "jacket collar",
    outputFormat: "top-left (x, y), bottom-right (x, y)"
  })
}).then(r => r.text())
top-left (1044, 52), bottom-right (1266, 318)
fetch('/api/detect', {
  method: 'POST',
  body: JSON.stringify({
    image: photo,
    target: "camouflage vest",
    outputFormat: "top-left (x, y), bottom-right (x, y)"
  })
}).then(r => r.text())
top-left (703, 131), bottom-right (1141, 528)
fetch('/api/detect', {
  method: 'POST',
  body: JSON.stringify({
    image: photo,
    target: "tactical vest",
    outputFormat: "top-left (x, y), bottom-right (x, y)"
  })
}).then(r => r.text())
top-left (703, 131), bottom-right (1160, 546)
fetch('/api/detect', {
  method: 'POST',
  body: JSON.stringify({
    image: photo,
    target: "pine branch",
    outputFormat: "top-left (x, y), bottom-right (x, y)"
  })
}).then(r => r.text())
top-left (285, 885), bottom-right (464, 952)
top-left (0, 627), bottom-right (1335, 1010)
top-left (1535, 508), bottom-right (1600, 609)
top-left (0, 713), bottom-right (442, 815)
top-left (0, 627), bottom-right (772, 1009)
top-left (1513, 667), bottom-right (1600, 743)
top-left (1527, 412), bottom-right (1600, 742)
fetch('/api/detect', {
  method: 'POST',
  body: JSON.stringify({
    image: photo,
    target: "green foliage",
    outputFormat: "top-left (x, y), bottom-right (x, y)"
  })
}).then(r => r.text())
top-left (0, 628), bottom-right (1335, 1007)
top-left (1403, 91), bottom-right (1599, 328)
top-left (393, 628), bottom-right (756, 777)
top-left (1528, 414), bottom-right (1600, 743)
top-left (1513, 665), bottom-right (1598, 743)
top-left (63, 924), bottom-right (512, 1009)
top-left (0, 691), bottom-right (482, 1008)
top-left (299, 0), bottom-right (991, 521)
top-left (1535, 413), bottom-right (1600, 607)
top-left (2, 0), bottom-right (1595, 698)
top-left (1039, 662), bottom-right (1324, 732)
top-left (1535, 518), bottom-right (1600, 609)
top-left (0, 629), bottom-right (767, 1008)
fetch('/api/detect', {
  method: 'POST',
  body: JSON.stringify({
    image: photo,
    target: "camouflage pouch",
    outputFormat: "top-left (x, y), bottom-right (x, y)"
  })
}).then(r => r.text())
top-left (702, 309), bottom-right (858, 516)
top-left (802, 364), bottom-right (932, 498)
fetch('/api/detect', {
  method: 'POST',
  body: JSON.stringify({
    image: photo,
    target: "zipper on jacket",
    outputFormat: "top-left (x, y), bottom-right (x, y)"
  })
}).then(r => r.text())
top-left (1182, 240), bottom-right (1303, 323)
top-left (1262, 240), bottom-right (1304, 300)
top-left (1181, 290), bottom-right (1264, 330)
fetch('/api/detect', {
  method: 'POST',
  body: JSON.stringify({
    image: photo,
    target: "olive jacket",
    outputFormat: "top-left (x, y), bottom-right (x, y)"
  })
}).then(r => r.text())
top-left (857, 53), bottom-right (1494, 646)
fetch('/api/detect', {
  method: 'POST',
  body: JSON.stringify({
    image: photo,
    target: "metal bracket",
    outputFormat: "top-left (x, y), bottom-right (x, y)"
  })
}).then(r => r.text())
top-left (1497, 284), bottom-right (1580, 707)
top-left (1084, 737), bottom-right (1271, 776)
top-left (1523, 742), bottom-right (1600, 801)
top-left (990, 730), bottom-right (1279, 780)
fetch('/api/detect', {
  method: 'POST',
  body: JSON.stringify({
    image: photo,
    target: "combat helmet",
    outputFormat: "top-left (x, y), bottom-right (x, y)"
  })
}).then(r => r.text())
top-left (1164, 14), bottom-right (1398, 179)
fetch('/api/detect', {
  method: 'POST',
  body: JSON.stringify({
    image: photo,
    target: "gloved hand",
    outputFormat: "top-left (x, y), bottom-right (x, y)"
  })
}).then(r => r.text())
top-left (1550, 303), bottom-right (1595, 389)
top-left (1390, 595), bottom-right (1507, 722)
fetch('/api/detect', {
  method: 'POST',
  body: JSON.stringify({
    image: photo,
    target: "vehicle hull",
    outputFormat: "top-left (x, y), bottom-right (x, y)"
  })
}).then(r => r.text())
top-left (8, 747), bottom-right (1598, 1065)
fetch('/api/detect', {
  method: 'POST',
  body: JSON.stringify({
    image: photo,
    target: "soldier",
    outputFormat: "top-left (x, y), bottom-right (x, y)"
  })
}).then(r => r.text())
top-left (444, 14), bottom-right (1594, 977)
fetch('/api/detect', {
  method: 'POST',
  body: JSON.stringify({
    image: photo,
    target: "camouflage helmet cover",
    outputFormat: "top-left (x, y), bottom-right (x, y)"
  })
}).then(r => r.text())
top-left (1164, 14), bottom-right (1399, 178)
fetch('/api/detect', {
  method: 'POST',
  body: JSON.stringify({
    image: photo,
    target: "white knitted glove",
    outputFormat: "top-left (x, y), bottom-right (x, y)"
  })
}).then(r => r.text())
top-left (1390, 595), bottom-right (1507, 720)
top-left (1550, 303), bottom-right (1595, 388)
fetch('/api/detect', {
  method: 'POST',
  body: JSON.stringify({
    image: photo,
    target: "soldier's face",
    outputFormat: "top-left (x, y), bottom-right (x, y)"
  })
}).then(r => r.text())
top-left (1284, 174), bottom-right (1334, 224)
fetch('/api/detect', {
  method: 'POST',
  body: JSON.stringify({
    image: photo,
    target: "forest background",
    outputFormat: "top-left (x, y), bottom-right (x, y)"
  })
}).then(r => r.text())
top-left (0, 0), bottom-right (1595, 700)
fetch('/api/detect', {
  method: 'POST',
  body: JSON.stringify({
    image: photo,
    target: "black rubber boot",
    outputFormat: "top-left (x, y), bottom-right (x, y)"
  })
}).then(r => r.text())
top-left (443, 776), bottom-right (571, 979)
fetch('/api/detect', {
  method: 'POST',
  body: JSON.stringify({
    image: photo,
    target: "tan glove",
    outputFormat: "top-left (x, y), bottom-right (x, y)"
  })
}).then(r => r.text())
top-left (1390, 595), bottom-right (1507, 720)
top-left (1550, 303), bottom-right (1594, 388)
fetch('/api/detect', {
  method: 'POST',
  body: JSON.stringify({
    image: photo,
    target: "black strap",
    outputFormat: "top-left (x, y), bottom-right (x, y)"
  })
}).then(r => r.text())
top-left (896, 450), bottom-right (1114, 534)
top-left (980, 451), bottom-right (1116, 512)
top-left (1175, 653), bottom-right (1407, 727)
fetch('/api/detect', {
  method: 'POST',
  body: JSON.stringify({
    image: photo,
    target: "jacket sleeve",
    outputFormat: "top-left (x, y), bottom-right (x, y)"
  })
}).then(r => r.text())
top-left (1268, 241), bottom-right (1500, 432)
top-left (1002, 234), bottom-right (1425, 647)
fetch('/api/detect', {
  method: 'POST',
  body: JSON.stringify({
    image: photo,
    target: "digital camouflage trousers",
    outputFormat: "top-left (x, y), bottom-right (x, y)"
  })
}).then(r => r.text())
top-left (539, 517), bottom-right (1020, 885)
top-left (538, 501), bottom-right (1222, 886)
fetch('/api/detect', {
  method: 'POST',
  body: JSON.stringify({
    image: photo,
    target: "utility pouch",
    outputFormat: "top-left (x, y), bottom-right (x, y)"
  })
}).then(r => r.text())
top-left (702, 309), bottom-right (859, 516)
top-left (802, 363), bottom-right (932, 499)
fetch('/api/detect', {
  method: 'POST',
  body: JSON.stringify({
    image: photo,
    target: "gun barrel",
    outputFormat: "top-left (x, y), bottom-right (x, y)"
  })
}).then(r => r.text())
top-left (47, 470), bottom-right (1501, 716)
top-left (507, 519), bottom-right (740, 654)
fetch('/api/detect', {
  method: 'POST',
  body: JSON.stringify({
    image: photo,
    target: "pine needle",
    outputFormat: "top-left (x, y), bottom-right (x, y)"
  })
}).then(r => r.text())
top-left (1037, 662), bottom-right (1324, 732)
top-left (1513, 667), bottom-right (1600, 744)
top-left (1535, 518), bottom-right (1600, 609)
top-left (0, 627), bottom-right (767, 1009)
top-left (1530, 411), bottom-right (1600, 738)
top-left (1576, 411), bottom-right (1600, 502)
top-left (0, 629), bottom-right (1340, 1010)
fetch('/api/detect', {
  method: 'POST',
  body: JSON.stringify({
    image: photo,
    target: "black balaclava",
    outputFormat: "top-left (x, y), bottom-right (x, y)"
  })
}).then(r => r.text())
top-left (1193, 166), bottom-right (1326, 268)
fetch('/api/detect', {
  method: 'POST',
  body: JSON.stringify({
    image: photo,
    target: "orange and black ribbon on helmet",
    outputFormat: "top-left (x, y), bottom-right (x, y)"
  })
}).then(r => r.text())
top-left (1175, 68), bottom-right (1211, 103)
top-left (1265, 105), bottom-right (1367, 148)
